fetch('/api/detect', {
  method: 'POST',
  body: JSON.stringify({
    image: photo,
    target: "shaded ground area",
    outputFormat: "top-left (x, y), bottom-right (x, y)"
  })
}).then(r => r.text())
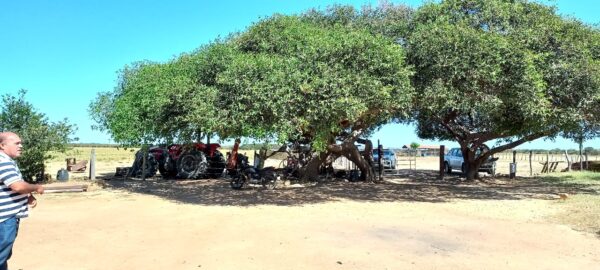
top-left (10, 170), bottom-right (600, 270)
top-left (12, 183), bottom-right (600, 270)
top-left (98, 169), bottom-right (599, 206)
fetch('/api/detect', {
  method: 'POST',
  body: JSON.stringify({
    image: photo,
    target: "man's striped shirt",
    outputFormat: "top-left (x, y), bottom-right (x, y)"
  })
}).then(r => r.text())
top-left (0, 152), bottom-right (29, 222)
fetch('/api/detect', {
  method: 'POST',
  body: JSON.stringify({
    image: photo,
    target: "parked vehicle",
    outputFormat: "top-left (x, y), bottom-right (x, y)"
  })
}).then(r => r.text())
top-left (229, 153), bottom-right (277, 190)
top-left (128, 147), bottom-right (159, 178)
top-left (444, 147), bottom-right (497, 175)
top-left (373, 149), bottom-right (397, 169)
top-left (130, 143), bottom-right (226, 179)
top-left (225, 139), bottom-right (277, 190)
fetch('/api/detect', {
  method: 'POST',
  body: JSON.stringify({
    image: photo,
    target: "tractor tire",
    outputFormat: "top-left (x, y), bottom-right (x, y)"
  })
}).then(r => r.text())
top-left (176, 151), bottom-right (207, 179)
top-left (130, 150), bottom-right (158, 178)
top-left (158, 156), bottom-right (177, 178)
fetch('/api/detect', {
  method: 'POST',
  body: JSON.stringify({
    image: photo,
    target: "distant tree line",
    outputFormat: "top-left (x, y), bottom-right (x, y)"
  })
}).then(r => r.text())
top-left (69, 143), bottom-right (123, 148)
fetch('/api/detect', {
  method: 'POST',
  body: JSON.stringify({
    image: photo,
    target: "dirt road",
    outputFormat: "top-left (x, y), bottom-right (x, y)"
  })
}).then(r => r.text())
top-left (11, 178), bottom-right (600, 270)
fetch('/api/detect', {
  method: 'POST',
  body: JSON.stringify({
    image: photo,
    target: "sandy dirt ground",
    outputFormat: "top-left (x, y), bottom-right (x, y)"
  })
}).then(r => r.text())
top-left (10, 172), bottom-right (600, 270)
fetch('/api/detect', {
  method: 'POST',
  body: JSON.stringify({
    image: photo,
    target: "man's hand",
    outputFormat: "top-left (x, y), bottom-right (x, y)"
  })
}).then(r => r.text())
top-left (10, 182), bottom-right (45, 195)
top-left (28, 194), bottom-right (37, 208)
top-left (36, 184), bottom-right (44, 195)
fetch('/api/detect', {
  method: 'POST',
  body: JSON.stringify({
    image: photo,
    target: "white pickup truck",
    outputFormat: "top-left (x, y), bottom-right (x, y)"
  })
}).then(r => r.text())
top-left (444, 148), bottom-right (496, 175)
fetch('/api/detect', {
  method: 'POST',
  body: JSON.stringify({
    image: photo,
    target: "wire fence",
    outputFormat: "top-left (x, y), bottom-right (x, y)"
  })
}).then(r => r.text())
top-left (496, 152), bottom-right (600, 163)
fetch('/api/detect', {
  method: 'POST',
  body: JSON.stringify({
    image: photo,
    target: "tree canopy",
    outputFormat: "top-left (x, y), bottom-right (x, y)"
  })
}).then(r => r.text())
top-left (90, 0), bottom-right (600, 181)
top-left (405, 0), bottom-right (600, 179)
top-left (90, 15), bottom-right (414, 179)
top-left (1, 90), bottom-right (76, 181)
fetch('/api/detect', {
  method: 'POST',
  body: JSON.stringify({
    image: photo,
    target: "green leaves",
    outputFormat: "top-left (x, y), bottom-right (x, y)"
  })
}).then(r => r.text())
top-left (90, 0), bottom-right (599, 157)
top-left (91, 14), bottom-right (413, 149)
top-left (1, 90), bottom-right (76, 181)
top-left (407, 0), bottom-right (600, 143)
top-left (222, 16), bottom-right (413, 147)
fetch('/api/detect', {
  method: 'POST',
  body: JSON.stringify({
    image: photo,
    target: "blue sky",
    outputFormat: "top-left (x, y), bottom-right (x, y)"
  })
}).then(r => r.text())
top-left (1, 0), bottom-right (599, 150)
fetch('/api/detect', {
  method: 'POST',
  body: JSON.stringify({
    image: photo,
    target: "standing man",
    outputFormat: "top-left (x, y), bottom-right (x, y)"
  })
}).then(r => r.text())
top-left (0, 132), bottom-right (44, 270)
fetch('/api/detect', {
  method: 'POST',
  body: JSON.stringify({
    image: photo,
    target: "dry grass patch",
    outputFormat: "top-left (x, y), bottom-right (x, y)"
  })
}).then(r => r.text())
top-left (541, 172), bottom-right (600, 236)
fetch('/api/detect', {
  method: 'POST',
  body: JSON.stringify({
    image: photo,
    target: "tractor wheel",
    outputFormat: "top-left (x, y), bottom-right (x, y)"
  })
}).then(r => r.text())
top-left (142, 155), bottom-right (158, 178)
top-left (163, 156), bottom-right (178, 177)
top-left (176, 151), bottom-right (207, 179)
top-left (131, 150), bottom-right (158, 178)
top-left (157, 151), bottom-right (177, 178)
top-left (230, 174), bottom-right (246, 190)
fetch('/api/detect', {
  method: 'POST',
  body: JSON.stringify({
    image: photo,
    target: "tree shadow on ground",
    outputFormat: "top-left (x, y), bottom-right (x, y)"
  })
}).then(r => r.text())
top-left (96, 169), bottom-right (600, 207)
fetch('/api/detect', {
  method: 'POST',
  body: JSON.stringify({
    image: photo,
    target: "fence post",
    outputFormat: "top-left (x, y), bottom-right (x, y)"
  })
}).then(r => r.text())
top-left (439, 145), bottom-right (445, 180)
top-left (378, 140), bottom-right (383, 181)
top-left (510, 150), bottom-right (517, 179)
top-left (546, 151), bottom-right (550, 174)
top-left (564, 150), bottom-right (571, 172)
top-left (529, 151), bottom-right (532, 176)
top-left (89, 148), bottom-right (96, 181)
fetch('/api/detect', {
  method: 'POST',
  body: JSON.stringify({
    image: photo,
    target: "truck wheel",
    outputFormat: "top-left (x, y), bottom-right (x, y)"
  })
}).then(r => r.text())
top-left (445, 162), bottom-right (452, 174)
top-left (176, 151), bottom-right (207, 179)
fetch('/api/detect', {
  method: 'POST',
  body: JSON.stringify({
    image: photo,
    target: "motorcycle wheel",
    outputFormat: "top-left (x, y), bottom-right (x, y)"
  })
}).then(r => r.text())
top-left (230, 174), bottom-right (246, 190)
top-left (261, 171), bottom-right (277, 190)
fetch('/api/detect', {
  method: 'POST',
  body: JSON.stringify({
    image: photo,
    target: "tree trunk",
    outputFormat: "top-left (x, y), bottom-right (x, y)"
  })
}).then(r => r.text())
top-left (579, 141), bottom-right (583, 171)
top-left (464, 158), bottom-right (486, 181)
top-left (141, 144), bottom-right (147, 181)
top-left (461, 148), bottom-right (485, 181)
top-left (257, 147), bottom-right (267, 169)
top-left (356, 138), bottom-right (376, 182)
top-left (300, 151), bottom-right (327, 181)
top-left (465, 162), bottom-right (478, 181)
top-left (345, 147), bottom-right (374, 182)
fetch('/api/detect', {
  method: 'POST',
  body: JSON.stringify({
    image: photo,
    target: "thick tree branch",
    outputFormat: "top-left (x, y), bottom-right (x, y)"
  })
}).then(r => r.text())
top-left (486, 132), bottom-right (550, 157)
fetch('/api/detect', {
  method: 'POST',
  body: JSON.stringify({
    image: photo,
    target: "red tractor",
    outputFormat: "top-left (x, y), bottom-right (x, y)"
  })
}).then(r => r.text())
top-left (129, 143), bottom-right (226, 179)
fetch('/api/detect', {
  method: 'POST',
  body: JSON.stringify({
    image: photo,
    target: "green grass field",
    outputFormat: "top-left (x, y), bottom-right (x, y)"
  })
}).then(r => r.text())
top-left (541, 172), bottom-right (600, 236)
top-left (47, 146), bottom-right (139, 163)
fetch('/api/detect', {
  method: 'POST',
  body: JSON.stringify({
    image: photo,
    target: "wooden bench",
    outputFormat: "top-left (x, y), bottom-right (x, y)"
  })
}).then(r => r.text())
top-left (67, 160), bottom-right (88, 172)
top-left (540, 161), bottom-right (563, 173)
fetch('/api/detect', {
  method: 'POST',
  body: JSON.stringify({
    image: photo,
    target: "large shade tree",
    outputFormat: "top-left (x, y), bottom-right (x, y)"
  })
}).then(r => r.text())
top-left (90, 15), bottom-right (414, 181)
top-left (405, 0), bottom-right (600, 180)
top-left (215, 16), bottom-right (414, 180)
top-left (89, 57), bottom-right (220, 146)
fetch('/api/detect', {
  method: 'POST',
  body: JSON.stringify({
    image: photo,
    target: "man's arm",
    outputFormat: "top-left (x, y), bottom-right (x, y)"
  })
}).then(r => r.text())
top-left (9, 181), bottom-right (44, 194)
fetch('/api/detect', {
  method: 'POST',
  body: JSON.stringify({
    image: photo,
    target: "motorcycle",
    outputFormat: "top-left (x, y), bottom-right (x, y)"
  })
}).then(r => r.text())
top-left (229, 153), bottom-right (277, 190)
